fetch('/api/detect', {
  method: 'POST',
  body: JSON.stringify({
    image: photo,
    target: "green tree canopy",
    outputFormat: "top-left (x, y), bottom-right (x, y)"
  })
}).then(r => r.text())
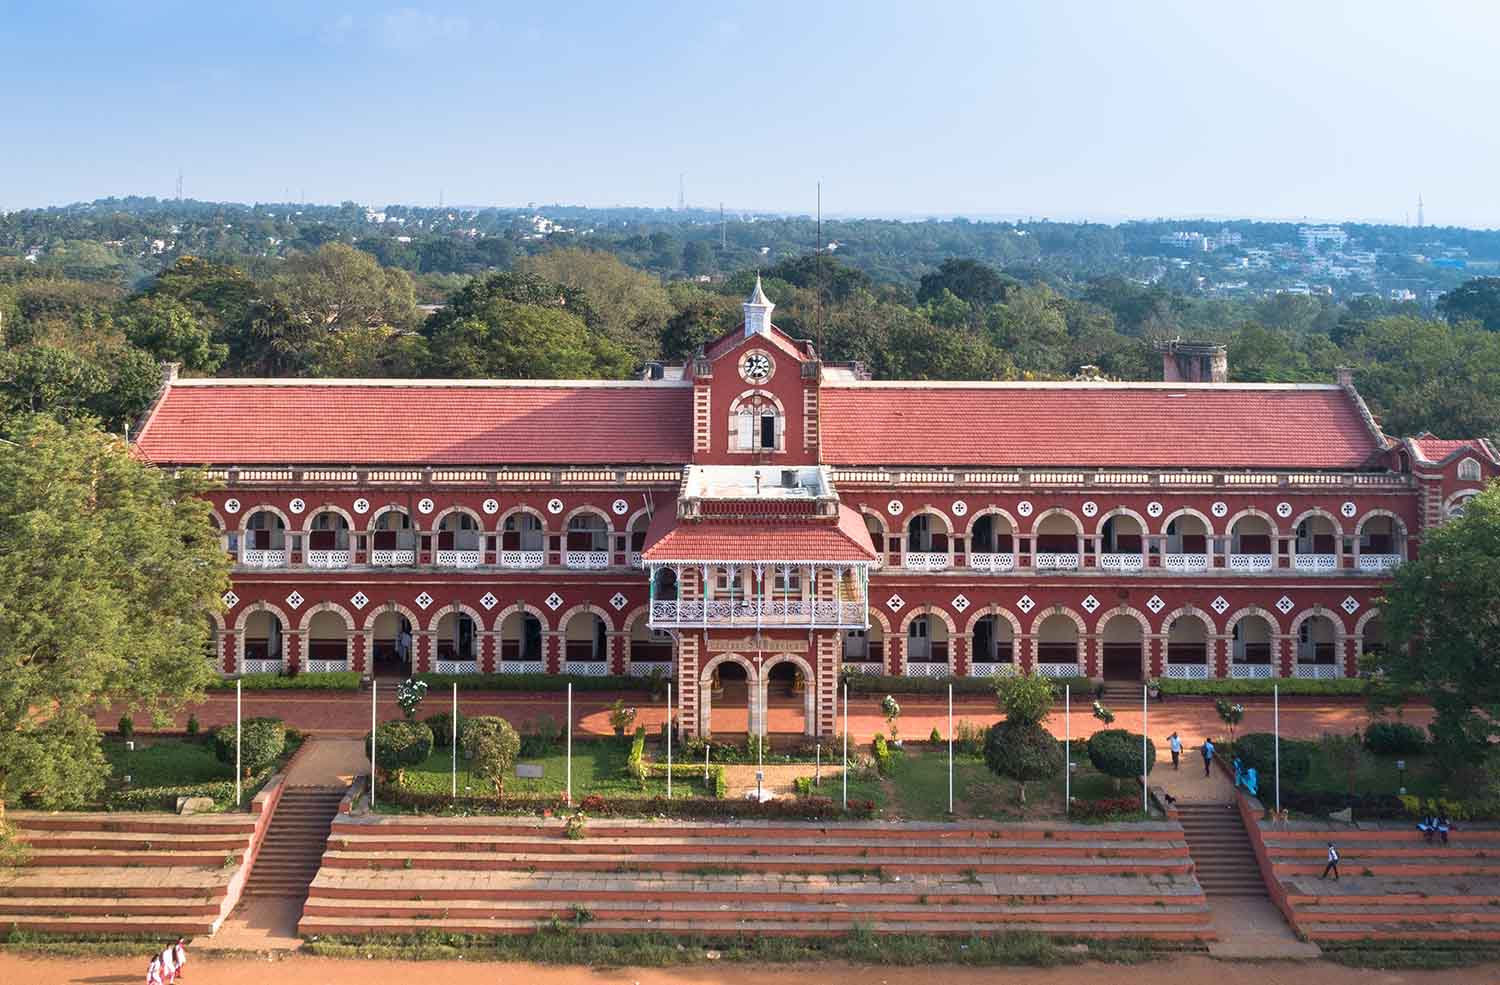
top-left (1438, 277), bottom-right (1500, 332)
top-left (119, 296), bottom-right (227, 374)
top-left (917, 257), bottom-right (1015, 308)
top-left (425, 300), bottom-right (631, 380)
top-left (0, 415), bottom-right (228, 811)
top-left (272, 243), bottom-right (419, 334)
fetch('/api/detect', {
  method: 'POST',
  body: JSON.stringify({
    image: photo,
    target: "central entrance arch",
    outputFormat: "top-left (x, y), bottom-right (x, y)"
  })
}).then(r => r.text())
top-left (697, 651), bottom-right (816, 738)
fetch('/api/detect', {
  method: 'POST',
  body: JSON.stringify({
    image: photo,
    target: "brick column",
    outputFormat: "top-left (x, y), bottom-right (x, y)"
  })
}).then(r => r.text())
top-left (1274, 635), bottom-right (1292, 678)
top-left (222, 632), bottom-right (237, 674)
top-left (1084, 634), bottom-right (1100, 678)
top-left (415, 631), bottom-right (434, 674)
top-left (479, 631), bottom-right (497, 673)
top-left (353, 631), bottom-right (371, 674)
top-left (815, 630), bottom-right (839, 738)
top-left (888, 633), bottom-right (905, 675)
top-left (608, 631), bottom-right (628, 675)
top-left (1210, 635), bottom-right (1228, 678)
top-left (677, 633), bottom-right (701, 737)
top-left (285, 631), bottom-right (302, 673)
top-left (1017, 635), bottom-right (1034, 674)
top-left (1341, 634), bottom-right (1358, 679)
top-left (954, 633), bottom-right (971, 677)
top-left (543, 631), bottom-right (561, 674)
top-left (1146, 634), bottom-right (1165, 678)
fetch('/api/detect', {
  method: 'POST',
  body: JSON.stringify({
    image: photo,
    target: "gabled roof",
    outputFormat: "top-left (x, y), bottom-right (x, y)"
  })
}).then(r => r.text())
top-left (133, 378), bottom-right (694, 466)
top-left (1407, 433), bottom-right (1499, 466)
top-left (818, 382), bottom-right (1385, 470)
top-left (641, 505), bottom-right (878, 564)
top-left (702, 321), bottom-right (807, 364)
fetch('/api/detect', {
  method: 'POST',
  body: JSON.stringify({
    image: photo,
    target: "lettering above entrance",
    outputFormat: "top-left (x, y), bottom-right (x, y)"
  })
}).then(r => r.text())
top-left (706, 636), bottom-right (807, 654)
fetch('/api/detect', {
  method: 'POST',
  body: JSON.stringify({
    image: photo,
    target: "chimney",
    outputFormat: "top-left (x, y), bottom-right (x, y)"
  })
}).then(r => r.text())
top-left (160, 361), bottom-right (181, 386)
top-left (1154, 340), bottom-right (1227, 383)
top-left (1334, 366), bottom-right (1354, 387)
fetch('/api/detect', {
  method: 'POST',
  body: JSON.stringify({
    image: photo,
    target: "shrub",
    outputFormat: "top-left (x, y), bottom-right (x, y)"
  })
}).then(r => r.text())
top-left (208, 672), bottom-right (361, 691)
top-left (1364, 721), bottom-right (1428, 755)
top-left (840, 672), bottom-right (1092, 697)
top-left (954, 720), bottom-right (987, 757)
top-left (1215, 699), bottom-right (1246, 743)
top-left (881, 694), bottom-right (902, 739)
top-left (626, 726), bottom-right (648, 785)
top-left (984, 720), bottom-right (1063, 803)
top-left (1070, 796), bottom-right (1142, 820)
top-left (1156, 677), bottom-right (1365, 696)
top-left (118, 716), bottom-right (134, 740)
top-left (424, 711), bottom-right (467, 749)
top-left (214, 717), bottom-right (287, 772)
top-left (367, 720), bottom-right (434, 774)
top-left (1087, 729), bottom-right (1156, 790)
top-left (382, 785), bottom-right (877, 820)
top-left (459, 716), bottom-right (521, 796)
top-left (1234, 732), bottom-right (1314, 802)
top-left (395, 678), bottom-right (428, 720)
top-left (872, 733), bottom-right (894, 776)
top-left (519, 715), bottom-right (562, 757)
top-left (793, 776), bottom-right (814, 797)
top-left (608, 700), bottom-right (638, 737)
top-left (995, 673), bottom-right (1054, 725)
top-left (185, 714), bottom-right (200, 737)
top-left (929, 726), bottom-right (942, 744)
top-left (1091, 701), bottom-right (1114, 726)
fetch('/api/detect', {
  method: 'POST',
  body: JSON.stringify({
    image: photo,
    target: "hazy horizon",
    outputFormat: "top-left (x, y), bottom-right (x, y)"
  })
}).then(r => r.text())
top-left (4, 1), bottom-right (1498, 227)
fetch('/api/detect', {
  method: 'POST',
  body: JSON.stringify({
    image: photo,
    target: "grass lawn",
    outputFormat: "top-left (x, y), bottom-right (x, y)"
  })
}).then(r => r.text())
top-left (101, 735), bottom-right (232, 788)
top-left (840, 744), bottom-right (1142, 822)
top-left (397, 737), bottom-right (713, 800)
top-left (1297, 747), bottom-right (1447, 799)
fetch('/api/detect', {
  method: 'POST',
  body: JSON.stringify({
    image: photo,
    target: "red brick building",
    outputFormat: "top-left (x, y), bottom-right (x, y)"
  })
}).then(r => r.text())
top-left (133, 280), bottom-right (1498, 738)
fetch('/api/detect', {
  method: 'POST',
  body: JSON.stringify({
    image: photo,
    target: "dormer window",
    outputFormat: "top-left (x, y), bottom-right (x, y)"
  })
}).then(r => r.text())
top-left (730, 392), bottom-right (783, 452)
top-left (1458, 457), bottom-right (1482, 482)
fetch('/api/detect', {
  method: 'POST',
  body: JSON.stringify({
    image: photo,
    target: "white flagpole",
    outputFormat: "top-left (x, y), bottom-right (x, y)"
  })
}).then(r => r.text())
top-left (1065, 684), bottom-right (1070, 815)
top-left (566, 683), bottom-right (573, 806)
top-left (841, 681), bottom-right (848, 811)
top-left (370, 680), bottom-right (377, 808)
top-left (451, 682), bottom-right (457, 798)
top-left (1142, 684), bottom-right (1149, 815)
top-left (667, 682), bottom-right (673, 800)
top-left (947, 682), bottom-right (953, 815)
top-left (235, 679), bottom-right (242, 807)
top-left (1274, 684), bottom-right (1281, 815)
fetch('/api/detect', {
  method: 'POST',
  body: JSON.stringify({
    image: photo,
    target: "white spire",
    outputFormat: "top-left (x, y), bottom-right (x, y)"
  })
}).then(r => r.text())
top-left (744, 275), bottom-right (774, 337)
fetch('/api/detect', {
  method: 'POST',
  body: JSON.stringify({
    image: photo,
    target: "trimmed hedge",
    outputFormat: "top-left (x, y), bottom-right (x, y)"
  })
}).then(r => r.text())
top-left (209, 672), bottom-right (361, 691)
top-left (1070, 796), bottom-right (1143, 820)
top-left (424, 711), bottom-right (468, 749)
top-left (1364, 721), bottom-right (1428, 755)
top-left (1280, 790), bottom-right (1407, 818)
top-left (841, 673), bottom-right (1092, 696)
top-left (414, 672), bottom-right (654, 693)
top-left (644, 763), bottom-right (728, 798)
top-left (383, 785), bottom-right (877, 819)
top-left (106, 767), bottom-right (274, 812)
top-left (368, 720), bottom-right (435, 771)
top-left (213, 717), bottom-right (287, 771)
top-left (1157, 678), bottom-right (1366, 697)
top-left (1087, 729), bottom-right (1157, 781)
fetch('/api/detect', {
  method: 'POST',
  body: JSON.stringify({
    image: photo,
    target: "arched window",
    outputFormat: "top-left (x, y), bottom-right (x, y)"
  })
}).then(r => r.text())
top-left (1458, 457), bottom-right (1483, 482)
top-left (731, 394), bottom-right (781, 452)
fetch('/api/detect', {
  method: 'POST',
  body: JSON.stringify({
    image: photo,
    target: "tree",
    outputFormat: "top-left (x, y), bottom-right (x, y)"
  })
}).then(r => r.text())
top-left (119, 296), bottom-right (227, 373)
top-left (0, 415), bottom-right (228, 814)
top-left (916, 258), bottom-right (1014, 308)
top-left (985, 672), bottom-right (1062, 803)
top-left (517, 248), bottom-right (671, 363)
top-left (1372, 483), bottom-right (1500, 767)
top-left (273, 243), bottom-right (419, 333)
top-left (995, 672), bottom-right (1054, 725)
top-left (425, 302), bottom-right (631, 380)
top-left (1086, 728), bottom-right (1156, 792)
top-left (460, 716), bottom-right (521, 796)
top-left (0, 343), bottom-right (159, 433)
top-left (1438, 277), bottom-right (1500, 332)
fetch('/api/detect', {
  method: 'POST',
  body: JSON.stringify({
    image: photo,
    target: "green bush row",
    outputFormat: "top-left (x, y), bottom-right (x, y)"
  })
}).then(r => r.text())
top-left (414, 672), bottom-right (656, 692)
top-left (644, 762), bottom-right (727, 798)
top-left (106, 766), bottom-right (276, 811)
top-left (209, 672), bottom-right (363, 691)
top-left (840, 672), bottom-right (1090, 696)
top-left (1156, 678), bottom-right (1367, 696)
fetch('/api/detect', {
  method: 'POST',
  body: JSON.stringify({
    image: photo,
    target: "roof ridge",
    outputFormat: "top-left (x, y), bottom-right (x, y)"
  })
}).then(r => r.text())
top-left (821, 380), bottom-right (1346, 391)
top-left (169, 377), bottom-right (692, 388)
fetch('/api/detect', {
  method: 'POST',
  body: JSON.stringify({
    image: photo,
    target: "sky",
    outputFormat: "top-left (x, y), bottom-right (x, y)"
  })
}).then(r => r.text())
top-left (3, 0), bottom-right (1499, 227)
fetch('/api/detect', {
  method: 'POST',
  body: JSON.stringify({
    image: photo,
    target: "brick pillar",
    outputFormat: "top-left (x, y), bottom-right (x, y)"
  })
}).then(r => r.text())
top-left (677, 633), bottom-right (701, 737)
top-left (285, 631), bottom-right (302, 672)
top-left (1341, 634), bottom-right (1358, 679)
top-left (608, 631), bottom-right (628, 675)
top-left (954, 633), bottom-right (970, 676)
top-left (815, 630), bottom-right (839, 737)
top-left (479, 631), bottom-right (497, 673)
top-left (544, 631), bottom-right (561, 674)
top-left (352, 631), bottom-right (371, 674)
top-left (888, 633), bottom-right (905, 675)
top-left (1274, 635), bottom-right (1292, 678)
top-left (1147, 635), bottom-right (1165, 678)
top-left (1210, 635), bottom-right (1228, 678)
top-left (416, 631), bottom-right (434, 673)
top-left (1084, 634), bottom-right (1100, 678)
top-left (1017, 635), bottom-right (1034, 673)
top-left (222, 632), bottom-right (237, 674)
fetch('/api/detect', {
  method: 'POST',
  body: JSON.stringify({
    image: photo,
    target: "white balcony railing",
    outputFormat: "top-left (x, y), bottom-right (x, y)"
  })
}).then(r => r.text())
top-left (240, 548), bottom-right (288, 568)
top-left (564, 550), bottom-right (611, 570)
top-left (564, 660), bottom-right (610, 677)
top-left (903, 661), bottom-right (950, 678)
top-left (436, 549), bottom-right (483, 568)
top-left (1164, 553), bottom-right (1210, 573)
top-left (1165, 663), bottom-right (1210, 680)
top-left (629, 551), bottom-right (644, 569)
top-left (306, 549), bottom-right (350, 569)
top-left (435, 659), bottom-right (479, 674)
top-left (626, 661), bottom-right (673, 677)
top-left (968, 553), bottom-right (1017, 573)
top-left (1295, 663), bottom-right (1341, 679)
top-left (370, 549), bottom-right (415, 566)
top-left (649, 599), bottom-right (867, 628)
top-left (499, 660), bottom-right (545, 674)
top-left (304, 658), bottom-right (348, 673)
top-left (969, 662), bottom-right (1018, 678)
top-left (240, 659), bottom-right (283, 674)
top-left (1357, 554), bottom-right (1402, 572)
top-left (903, 552), bottom-right (951, 571)
top-left (841, 662), bottom-right (885, 676)
top-left (1036, 662), bottom-right (1080, 678)
top-left (1231, 663), bottom-right (1274, 679)
top-left (1035, 552), bottom-right (1081, 571)
top-left (1098, 552), bottom-right (1145, 572)
top-left (499, 550), bottom-right (545, 569)
top-left (1228, 553), bottom-right (1274, 572)
top-left (1293, 553), bottom-right (1338, 572)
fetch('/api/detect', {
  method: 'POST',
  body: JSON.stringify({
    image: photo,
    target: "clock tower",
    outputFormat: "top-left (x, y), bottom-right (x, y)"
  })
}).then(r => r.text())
top-left (744, 274), bottom-right (774, 337)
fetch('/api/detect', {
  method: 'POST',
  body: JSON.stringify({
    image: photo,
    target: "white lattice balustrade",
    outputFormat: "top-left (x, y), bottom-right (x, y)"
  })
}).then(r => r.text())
top-left (435, 660), bottom-right (479, 674)
top-left (303, 659), bottom-right (348, 673)
top-left (1098, 553), bottom-right (1145, 572)
top-left (1295, 663), bottom-right (1341, 679)
top-left (903, 661), bottom-right (950, 678)
top-left (436, 550), bottom-right (483, 568)
top-left (626, 661), bottom-right (673, 677)
top-left (499, 660), bottom-right (545, 674)
top-left (306, 550), bottom-right (350, 569)
top-left (969, 662), bottom-right (1018, 677)
top-left (370, 549), bottom-right (415, 566)
top-left (1164, 553), bottom-right (1210, 573)
top-left (1037, 663), bottom-right (1080, 678)
top-left (1035, 553), bottom-right (1081, 570)
top-left (1358, 554), bottom-right (1402, 572)
top-left (240, 549), bottom-right (288, 568)
top-left (500, 551), bottom-right (545, 569)
top-left (1165, 663), bottom-right (1210, 680)
top-left (629, 552), bottom-right (644, 569)
top-left (1231, 663), bottom-right (1274, 679)
top-left (564, 551), bottom-right (611, 570)
top-left (648, 599), bottom-right (865, 628)
top-left (565, 661), bottom-right (610, 677)
top-left (841, 662), bottom-right (885, 676)
top-left (903, 552), bottom-right (950, 572)
top-left (968, 553), bottom-right (1016, 573)
top-left (1293, 553), bottom-right (1338, 572)
top-left (1228, 554), bottom-right (1274, 572)
top-left (240, 659), bottom-right (283, 674)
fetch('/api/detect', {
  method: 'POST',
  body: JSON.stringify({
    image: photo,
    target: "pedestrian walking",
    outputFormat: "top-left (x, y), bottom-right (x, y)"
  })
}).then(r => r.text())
top-left (1321, 842), bottom-right (1340, 880)
top-left (159, 942), bottom-right (177, 984)
top-left (1201, 737), bottom-right (1215, 777)
top-left (1169, 732), bottom-right (1182, 770)
top-left (172, 938), bottom-right (187, 981)
top-left (146, 953), bottom-right (164, 985)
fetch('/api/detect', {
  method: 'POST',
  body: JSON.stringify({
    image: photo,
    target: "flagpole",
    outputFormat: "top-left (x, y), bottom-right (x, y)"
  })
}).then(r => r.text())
top-left (947, 682), bottom-right (953, 815)
top-left (841, 681), bottom-right (848, 811)
top-left (1142, 683), bottom-right (1149, 815)
top-left (235, 679), bottom-right (242, 807)
top-left (566, 683), bottom-right (573, 806)
top-left (667, 682), bottom-right (673, 800)
top-left (369, 680), bottom-right (377, 808)
top-left (451, 682), bottom-right (457, 799)
top-left (1274, 684), bottom-right (1281, 815)
top-left (1064, 684), bottom-right (1070, 816)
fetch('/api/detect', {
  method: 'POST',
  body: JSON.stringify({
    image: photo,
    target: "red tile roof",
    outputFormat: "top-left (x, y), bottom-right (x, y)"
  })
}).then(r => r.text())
top-left (134, 380), bottom-right (694, 466)
top-left (819, 383), bottom-right (1383, 470)
top-left (642, 505), bottom-right (878, 563)
top-left (1409, 435), bottom-right (1497, 465)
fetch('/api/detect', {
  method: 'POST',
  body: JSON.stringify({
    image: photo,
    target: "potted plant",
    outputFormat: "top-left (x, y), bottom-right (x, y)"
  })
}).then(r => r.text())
top-left (881, 694), bottom-right (902, 746)
top-left (608, 699), bottom-right (638, 738)
top-left (396, 677), bottom-right (428, 720)
top-left (1147, 677), bottom-right (1162, 701)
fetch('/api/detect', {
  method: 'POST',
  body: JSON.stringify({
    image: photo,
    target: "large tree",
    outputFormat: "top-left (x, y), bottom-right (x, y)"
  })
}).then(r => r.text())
top-left (516, 248), bottom-right (671, 363)
top-left (425, 300), bottom-right (631, 380)
top-left (1438, 277), bottom-right (1500, 333)
top-left (273, 242), bottom-right (419, 334)
top-left (0, 415), bottom-right (229, 812)
top-left (1372, 483), bottom-right (1500, 766)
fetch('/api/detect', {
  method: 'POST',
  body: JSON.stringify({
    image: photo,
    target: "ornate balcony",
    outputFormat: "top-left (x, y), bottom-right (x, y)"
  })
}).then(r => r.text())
top-left (1164, 553), bottom-right (1210, 573)
top-left (499, 550), bottom-right (545, 569)
top-left (306, 549), bottom-right (350, 569)
top-left (1165, 663), bottom-right (1210, 680)
top-left (436, 549), bottom-right (483, 568)
top-left (1293, 553), bottom-right (1338, 572)
top-left (564, 550), bottom-right (611, 570)
top-left (240, 548), bottom-right (288, 568)
top-left (903, 552), bottom-right (950, 572)
top-left (1295, 663), bottom-right (1341, 679)
top-left (968, 553), bottom-right (1016, 573)
top-left (626, 661), bottom-right (674, 677)
top-left (841, 662), bottom-right (885, 676)
top-left (370, 549), bottom-right (415, 566)
top-left (1357, 554), bottom-right (1402, 572)
top-left (1230, 663), bottom-right (1274, 679)
top-left (1035, 552), bottom-right (1081, 571)
top-left (1098, 552), bottom-right (1145, 572)
top-left (1228, 553), bottom-right (1274, 573)
top-left (649, 599), bottom-right (867, 630)
top-left (629, 551), bottom-right (644, 569)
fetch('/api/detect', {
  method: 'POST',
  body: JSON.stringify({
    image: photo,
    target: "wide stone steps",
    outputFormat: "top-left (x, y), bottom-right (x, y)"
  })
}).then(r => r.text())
top-left (0, 896), bottom-right (222, 917)
top-left (241, 788), bottom-right (343, 901)
top-left (1177, 804), bottom-right (1267, 898)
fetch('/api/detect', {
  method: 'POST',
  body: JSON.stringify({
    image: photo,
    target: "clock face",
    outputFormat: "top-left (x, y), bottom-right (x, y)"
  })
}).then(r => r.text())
top-left (741, 352), bottom-right (772, 383)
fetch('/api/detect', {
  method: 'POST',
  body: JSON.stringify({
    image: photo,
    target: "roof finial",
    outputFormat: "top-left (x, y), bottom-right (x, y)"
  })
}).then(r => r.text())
top-left (744, 274), bottom-right (774, 337)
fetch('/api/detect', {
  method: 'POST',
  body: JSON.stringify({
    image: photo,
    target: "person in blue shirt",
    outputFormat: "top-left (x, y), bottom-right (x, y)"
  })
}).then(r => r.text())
top-left (1201, 737), bottom-right (1215, 777)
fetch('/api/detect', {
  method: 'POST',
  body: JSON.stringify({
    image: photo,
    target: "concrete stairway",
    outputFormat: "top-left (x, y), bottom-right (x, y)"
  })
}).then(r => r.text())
top-left (1097, 682), bottom-right (1145, 706)
top-left (1177, 802), bottom-right (1268, 897)
top-left (243, 787), bottom-right (344, 900)
top-left (300, 816), bottom-right (1214, 942)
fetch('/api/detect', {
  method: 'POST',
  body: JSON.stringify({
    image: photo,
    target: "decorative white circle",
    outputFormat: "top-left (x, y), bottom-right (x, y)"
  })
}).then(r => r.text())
top-left (547, 498), bottom-right (564, 515)
top-left (887, 499), bottom-right (905, 516)
top-left (1211, 501), bottom-right (1228, 518)
top-left (951, 500), bottom-right (968, 518)
top-left (1081, 501), bottom-right (1099, 518)
top-left (1017, 500), bottom-right (1034, 518)
top-left (482, 498), bottom-right (499, 515)
top-left (417, 497), bottom-right (435, 515)
top-left (1276, 502), bottom-right (1293, 518)
top-left (1341, 501), bottom-right (1357, 518)
top-left (288, 498), bottom-right (306, 515)
top-left (223, 498), bottom-right (241, 515)
top-left (612, 498), bottom-right (629, 516)
top-left (352, 497), bottom-right (370, 515)
top-left (1146, 501), bottom-right (1164, 518)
